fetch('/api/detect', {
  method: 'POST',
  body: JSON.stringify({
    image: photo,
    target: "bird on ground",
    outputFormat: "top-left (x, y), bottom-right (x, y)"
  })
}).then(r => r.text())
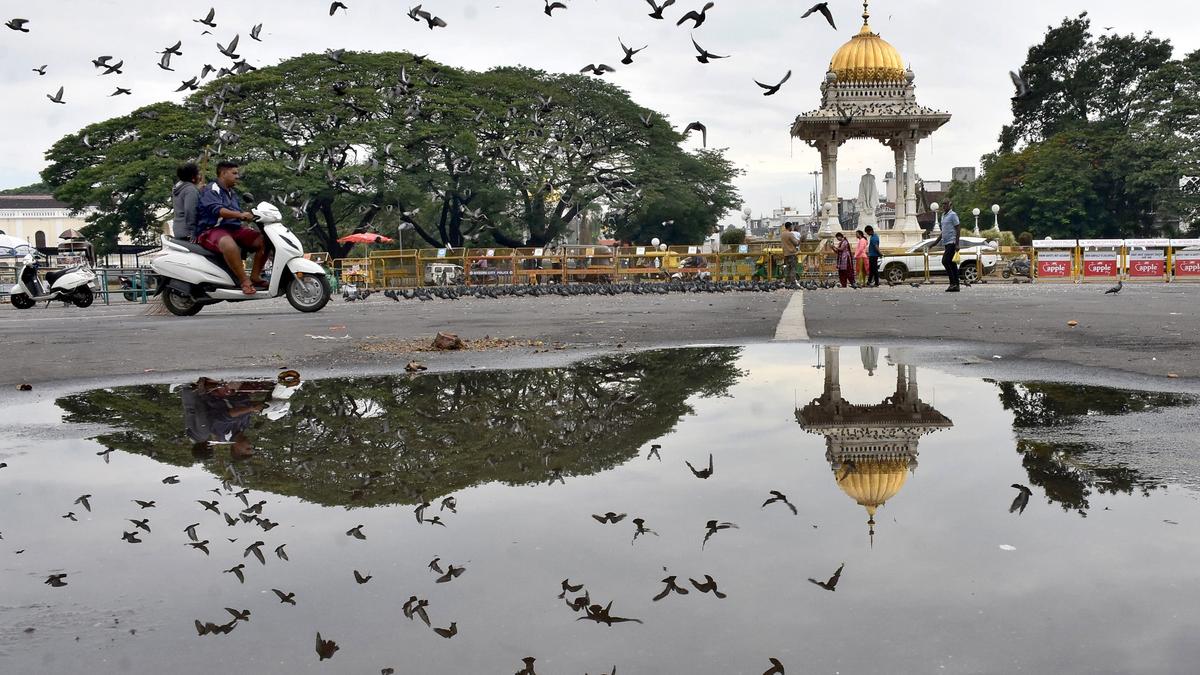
top-left (1010, 483), bottom-right (1032, 514)
top-left (184, 523), bottom-right (200, 541)
top-left (652, 576), bottom-right (689, 601)
top-left (329, 2), bottom-right (348, 16)
top-left (646, 0), bottom-right (676, 20)
top-left (272, 589), bottom-right (296, 605)
top-left (683, 120), bottom-right (707, 147)
top-left (433, 622), bottom-right (458, 638)
top-left (801, 3), bottom-right (836, 30)
top-left (1010, 71), bottom-right (1031, 101)
top-left (808, 562), bottom-right (844, 591)
top-left (702, 520), bottom-right (738, 548)
top-left (762, 490), bottom-right (798, 515)
top-left (691, 37), bottom-right (728, 64)
top-left (225, 564), bottom-right (245, 583)
top-left (195, 8), bottom-right (217, 28)
top-left (686, 453), bottom-right (714, 479)
top-left (436, 565), bottom-right (466, 583)
top-left (316, 632), bottom-right (339, 660)
top-left (763, 657), bottom-right (786, 675)
top-left (592, 512), bottom-right (627, 524)
top-left (244, 540), bottom-right (266, 564)
top-left (32, 64), bottom-right (46, 75)
top-left (129, 518), bottom-right (151, 532)
top-left (1105, 279), bottom-right (1123, 295)
top-left (46, 87), bottom-right (66, 104)
top-left (6, 18), bottom-right (30, 32)
top-left (354, 570), bottom-right (373, 584)
top-left (45, 573), bottom-right (68, 587)
top-left (690, 574), bottom-right (727, 598)
top-left (619, 38), bottom-right (647, 65)
top-left (676, 2), bottom-right (714, 28)
top-left (133, 499), bottom-right (156, 509)
top-left (74, 494), bottom-right (92, 512)
top-left (755, 70), bottom-right (792, 96)
top-left (580, 63), bottom-right (616, 76)
top-left (187, 540), bottom-right (211, 554)
top-left (346, 524), bottom-right (366, 540)
top-left (544, 0), bottom-right (567, 16)
top-left (275, 544), bottom-right (289, 561)
top-left (250, 23), bottom-right (263, 41)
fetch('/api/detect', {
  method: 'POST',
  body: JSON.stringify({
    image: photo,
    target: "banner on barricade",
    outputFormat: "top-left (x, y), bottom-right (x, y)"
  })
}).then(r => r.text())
top-left (1037, 251), bottom-right (1073, 278)
top-left (1127, 250), bottom-right (1165, 278)
top-left (1175, 251), bottom-right (1200, 278)
top-left (1082, 251), bottom-right (1119, 278)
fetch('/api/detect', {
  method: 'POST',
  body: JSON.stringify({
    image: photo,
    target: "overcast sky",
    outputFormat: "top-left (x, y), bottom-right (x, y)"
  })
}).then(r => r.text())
top-left (2, 0), bottom-right (1198, 222)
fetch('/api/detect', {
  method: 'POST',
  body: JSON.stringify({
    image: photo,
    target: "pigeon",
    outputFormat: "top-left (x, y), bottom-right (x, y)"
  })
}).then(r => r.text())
top-left (92, 55), bottom-right (114, 68)
top-left (763, 657), bottom-right (786, 675)
top-left (353, 570), bottom-right (372, 584)
top-left (244, 540), bottom-right (266, 564)
top-left (685, 453), bottom-right (713, 479)
top-left (676, 2), bottom-right (714, 28)
top-left (272, 589), bottom-right (296, 605)
top-left (691, 37), bottom-right (728, 64)
top-left (217, 35), bottom-right (240, 59)
top-left (176, 77), bottom-right (199, 92)
top-left (316, 632), bottom-right (339, 660)
top-left (1105, 279), bottom-right (1123, 295)
top-left (250, 23), bottom-right (263, 41)
top-left (544, 0), bottom-right (567, 16)
top-left (801, 3), bottom-right (836, 30)
top-left (702, 520), bottom-right (738, 548)
top-left (74, 494), bottom-right (92, 512)
top-left (580, 64), bottom-right (617, 76)
top-left (46, 87), bottom-right (65, 104)
top-left (275, 544), bottom-right (289, 561)
top-left (646, 0), bottom-right (676, 20)
top-left (689, 574), bottom-right (727, 599)
top-left (133, 500), bottom-right (156, 509)
top-left (162, 475), bottom-right (180, 485)
top-left (1010, 71), bottom-right (1031, 101)
top-left (161, 41), bottom-right (183, 57)
top-left (433, 622), bottom-right (458, 639)
top-left (808, 563), bottom-right (844, 591)
top-left (346, 525), bottom-right (366, 540)
top-left (592, 512), bottom-right (627, 524)
top-left (1009, 483), bottom-right (1032, 514)
top-left (45, 574), bottom-right (68, 587)
top-left (122, 531), bottom-right (143, 544)
top-left (329, 1), bottom-right (348, 16)
top-left (224, 564), bottom-right (245, 583)
top-left (6, 18), bottom-right (30, 32)
top-left (194, 8), bottom-right (217, 28)
top-left (440, 496), bottom-right (457, 513)
top-left (754, 70), bottom-right (792, 96)
top-left (619, 38), bottom-right (647, 65)
top-left (32, 64), bottom-right (46, 75)
top-left (128, 518), bottom-right (151, 532)
top-left (62, 512), bottom-right (78, 521)
top-left (187, 540), bottom-right (210, 554)
top-left (683, 121), bottom-right (707, 147)
top-left (158, 53), bottom-right (175, 71)
top-left (435, 565), bottom-right (466, 583)
top-left (101, 60), bottom-right (124, 75)
top-left (559, 579), bottom-right (584, 598)
top-left (184, 523), bottom-right (200, 541)
top-left (225, 608), bottom-right (250, 623)
top-left (652, 576), bottom-right (689, 601)
top-left (762, 490), bottom-right (798, 515)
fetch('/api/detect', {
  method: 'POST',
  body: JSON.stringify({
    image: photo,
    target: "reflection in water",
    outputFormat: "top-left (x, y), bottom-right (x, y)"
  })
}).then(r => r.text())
top-left (796, 346), bottom-right (953, 543)
top-left (995, 382), bottom-right (1195, 516)
top-left (55, 348), bottom-right (744, 507)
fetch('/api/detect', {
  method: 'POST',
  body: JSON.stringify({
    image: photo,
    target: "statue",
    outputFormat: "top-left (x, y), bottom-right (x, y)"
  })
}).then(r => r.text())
top-left (857, 168), bottom-right (879, 229)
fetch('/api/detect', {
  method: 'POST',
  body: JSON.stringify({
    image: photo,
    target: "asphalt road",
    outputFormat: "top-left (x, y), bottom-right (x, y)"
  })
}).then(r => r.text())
top-left (2, 281), bottom-right (1197, 390)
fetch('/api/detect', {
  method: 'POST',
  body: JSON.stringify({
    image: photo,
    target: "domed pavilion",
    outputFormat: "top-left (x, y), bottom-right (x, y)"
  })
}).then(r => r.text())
top-left (791, 2), bottom-right (952, 242)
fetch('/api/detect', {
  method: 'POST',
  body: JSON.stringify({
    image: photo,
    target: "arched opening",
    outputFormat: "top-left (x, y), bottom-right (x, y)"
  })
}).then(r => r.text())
top-left (35, 231), bottom-right (46, 248)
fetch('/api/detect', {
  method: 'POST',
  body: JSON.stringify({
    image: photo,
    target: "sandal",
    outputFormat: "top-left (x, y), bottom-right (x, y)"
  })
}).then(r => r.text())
top-left (240, 280), bottom-right (257, 295)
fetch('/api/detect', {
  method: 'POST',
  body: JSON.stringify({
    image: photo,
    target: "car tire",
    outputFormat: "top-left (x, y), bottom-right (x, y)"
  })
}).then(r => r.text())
top-left (960, 263), bottom-right (979, 284)
top-left (884, 264), bottom-right (907, 284)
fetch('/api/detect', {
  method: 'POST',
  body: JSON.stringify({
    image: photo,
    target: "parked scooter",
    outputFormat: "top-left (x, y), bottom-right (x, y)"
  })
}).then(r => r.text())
top-left (150, 202), bottom-right (331, 316)
top-left (7, 253), bottom-right (97, 309)
top-left (1002, 255), bottom-right (1032, 279)
top-left (119, 272), bottom-right (157, 302)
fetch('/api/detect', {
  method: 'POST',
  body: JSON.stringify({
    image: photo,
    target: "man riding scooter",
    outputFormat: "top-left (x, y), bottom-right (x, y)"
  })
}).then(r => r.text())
top-left (195, 161), bottom-right (267, 295)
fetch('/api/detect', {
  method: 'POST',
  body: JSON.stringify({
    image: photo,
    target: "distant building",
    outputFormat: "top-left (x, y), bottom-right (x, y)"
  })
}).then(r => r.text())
top-left (748, 206), bottom-right (815, 239)
top-left (951, 167), bottom-right (977, 184)
top-left (0, 195), bottom-right (97, 248)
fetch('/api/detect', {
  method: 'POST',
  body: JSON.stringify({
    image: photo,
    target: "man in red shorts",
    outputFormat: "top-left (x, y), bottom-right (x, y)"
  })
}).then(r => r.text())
top-left (196, 161), bottom-right (266, 295)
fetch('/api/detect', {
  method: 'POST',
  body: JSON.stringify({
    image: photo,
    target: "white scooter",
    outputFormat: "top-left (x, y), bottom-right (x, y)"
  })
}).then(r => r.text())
top-left (8, 253), bottom-right (97, 309)
top-left (151, 202), bottom-right (331, 316)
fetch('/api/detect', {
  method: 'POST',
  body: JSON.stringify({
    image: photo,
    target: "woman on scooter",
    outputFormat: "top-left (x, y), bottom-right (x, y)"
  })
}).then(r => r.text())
top-left (195, 161), bottom-right (267, 295)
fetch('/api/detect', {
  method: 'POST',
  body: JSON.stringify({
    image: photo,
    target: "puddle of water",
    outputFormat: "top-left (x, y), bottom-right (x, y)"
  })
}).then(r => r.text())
top-left (2, 345), bottom-right (1200, 674)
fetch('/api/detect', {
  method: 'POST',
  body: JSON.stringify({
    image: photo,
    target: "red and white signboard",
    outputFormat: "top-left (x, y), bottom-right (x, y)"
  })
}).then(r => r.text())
top-left (1127, 250), bottom-right (1166, 278)
top-left (1083, 251), bottom-right (1119, 279)
top-left (1175, 251), bottom-right (1200, 278)
top-left (1037, 251), bottom-right (1073, 279)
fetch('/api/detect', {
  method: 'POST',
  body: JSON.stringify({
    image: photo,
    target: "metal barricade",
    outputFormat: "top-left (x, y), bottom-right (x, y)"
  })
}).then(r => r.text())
top-left (464, 248), bottom-right (518, 286)
top-left (417, 248), bottom-right (468, 286)
top-left (369, 250), bottom-right (421, 288)
top-left (561, 246), bottom-right (617, 283)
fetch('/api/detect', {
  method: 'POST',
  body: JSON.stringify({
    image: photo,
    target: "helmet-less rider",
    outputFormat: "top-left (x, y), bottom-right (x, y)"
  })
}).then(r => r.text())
top-left (195, 160), bottom-right (267, 295)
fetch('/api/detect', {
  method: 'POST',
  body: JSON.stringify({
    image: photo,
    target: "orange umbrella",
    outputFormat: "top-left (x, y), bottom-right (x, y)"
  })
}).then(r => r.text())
top-left (337, 233), bottom-right (393, 244)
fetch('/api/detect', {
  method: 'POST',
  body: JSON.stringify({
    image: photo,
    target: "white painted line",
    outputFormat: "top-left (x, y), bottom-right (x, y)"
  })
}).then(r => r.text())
top-left (773, 291), bottom-right (808, 341)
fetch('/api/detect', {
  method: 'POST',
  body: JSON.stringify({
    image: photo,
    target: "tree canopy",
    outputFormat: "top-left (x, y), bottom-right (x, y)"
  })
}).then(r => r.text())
top-left (42, 52), bottom-right (741, 256)
top-left (956, 13), bottom-right (1199, 238)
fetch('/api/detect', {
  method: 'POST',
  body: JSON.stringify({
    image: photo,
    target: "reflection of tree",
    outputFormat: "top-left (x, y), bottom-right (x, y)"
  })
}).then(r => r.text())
top-left (995, 382), bottom-right (1191, 516)
top-left (56, 348), bottom-right (743, 507)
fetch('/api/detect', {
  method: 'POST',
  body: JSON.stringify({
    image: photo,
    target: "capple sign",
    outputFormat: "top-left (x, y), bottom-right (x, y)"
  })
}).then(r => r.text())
top-left (1036, 251), bottom-right (1073, 278)
top-left (1176, 251), bottom-right (1200, 278)
top-left (1127, 250), bottom-right (1165, 278)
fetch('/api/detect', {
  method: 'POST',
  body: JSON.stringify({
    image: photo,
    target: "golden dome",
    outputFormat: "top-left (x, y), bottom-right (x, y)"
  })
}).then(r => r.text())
top-left (835, 457), bottom-right (910, 517)
top-left (828, 19), bottom-right (907, 83)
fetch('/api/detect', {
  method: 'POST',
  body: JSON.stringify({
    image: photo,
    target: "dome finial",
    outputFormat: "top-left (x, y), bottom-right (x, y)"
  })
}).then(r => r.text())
top-left (862, 0), bottom-right (871, 27)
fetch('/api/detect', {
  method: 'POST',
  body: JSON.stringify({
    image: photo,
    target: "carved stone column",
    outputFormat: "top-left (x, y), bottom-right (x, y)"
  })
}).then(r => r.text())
top-left (892, 142), bottom-right (907, 228)
top-left (902, 138), bottom-right (920, 232)
top-left (820, 137), bottom-right (841, 237)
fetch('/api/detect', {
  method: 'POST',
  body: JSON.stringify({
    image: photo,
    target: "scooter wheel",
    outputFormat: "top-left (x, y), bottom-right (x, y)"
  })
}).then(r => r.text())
top-left (162, 287), bottom-right (203, 316)
top-left (285, 274), bottom-right (331, 313)
top-left (72, 287), bottom-right (94, 308)
top-left (9, 293), bottom-right (34, 309)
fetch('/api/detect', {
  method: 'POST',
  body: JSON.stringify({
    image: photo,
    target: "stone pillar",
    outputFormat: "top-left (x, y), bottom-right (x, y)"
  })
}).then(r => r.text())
top-left (820, 139), bottom-right (840, 237)
top-left (825, 346), bottom-right (842, 410)
top-left (903, 139), bottom-right (920, 233)
top-left (892, 143), bottom-right (906, 229)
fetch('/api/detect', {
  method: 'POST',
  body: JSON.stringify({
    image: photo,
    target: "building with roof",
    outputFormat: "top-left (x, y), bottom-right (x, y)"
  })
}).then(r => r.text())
top-left (0, 195), bottom-right (97, 249)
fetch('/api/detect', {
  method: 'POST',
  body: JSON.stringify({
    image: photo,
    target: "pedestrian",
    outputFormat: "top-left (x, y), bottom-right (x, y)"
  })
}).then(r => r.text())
top-left (834, 232), bottom-right (853, 287)
top-left (781, 222), bottom-right (799, 286)
top-left (865, 225), bottom-right (881, 287)
top-left (171, 162), bottom-right (204, 241)
top-left (854, 229), bottom-right (868, 286)
top-left (940, 200), bottom-right (962, 292)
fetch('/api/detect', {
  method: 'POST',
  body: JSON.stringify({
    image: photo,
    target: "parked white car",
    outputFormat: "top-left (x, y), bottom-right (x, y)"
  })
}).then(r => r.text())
top-left (878, 236), bottom-right (999, 284)
top-left (424, 263), bottom-right (464, 286)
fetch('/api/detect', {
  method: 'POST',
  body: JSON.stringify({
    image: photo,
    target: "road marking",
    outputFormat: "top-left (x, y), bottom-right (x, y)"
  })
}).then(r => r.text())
top-left (773, 291), bottom-right (808, 341)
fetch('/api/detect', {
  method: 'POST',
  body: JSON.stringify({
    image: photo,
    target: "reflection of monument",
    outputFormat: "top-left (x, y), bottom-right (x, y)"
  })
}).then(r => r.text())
top-left (796, 346), bottom-right (953, 543)
top-left (857, 169), bottom-right (879, 229)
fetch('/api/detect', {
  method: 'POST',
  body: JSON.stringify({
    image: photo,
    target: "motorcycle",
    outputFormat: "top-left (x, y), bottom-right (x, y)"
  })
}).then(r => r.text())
top-left (119, 272), bottom-right (157, 302)
top-left (1002, 255), bottom-right (1032, 279)
top-left (7, 253), bottom-right (96, 309)
top-left (151, 202), bottom-right (331, 316)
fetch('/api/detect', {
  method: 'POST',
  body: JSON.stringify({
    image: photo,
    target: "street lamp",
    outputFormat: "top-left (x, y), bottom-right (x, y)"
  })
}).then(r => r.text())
top-left (972, 207), bottom-right (981, 237)
top-left (398, 221), bottom-right (413, 254)
top-left (651, 237), bottom-right (661, 248)
top-left (991, 204), bottom-right (1001, 231)
top-left (930, 202), bottom-right (941, 237)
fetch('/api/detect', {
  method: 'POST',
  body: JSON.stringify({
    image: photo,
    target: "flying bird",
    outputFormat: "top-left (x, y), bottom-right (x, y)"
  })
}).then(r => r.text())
top-left (762, 490), bottom-right (798, 515)
top-left (685, 453), bottom-right (714, 479)
top-left (353, 570), bottom-right (372, 584)
top-left (45, 574), bottom-right (68, 587)
top-left (755, 70), bottom-right (792, 96)
top-left (32, 64), bottom-right (46, 75)
top-left (652, 576), bottom-right (689, 601)
top-left (184, 523), bottom-right (200, 541)
top-left (433, 622), bottom-right (458, 639)
top-left (702, 519), bottom-right (737, 548)
top-left (683, 121), bottom-right (707, 147)
top-left (1010, 71), bottom-right (1031, 101)
top-left (46, 87), bottom-right (66, 104)
top-left (545, 0), bottom-right (567, 16)
top-left (187, 540), bottom-right (211, 555)
top-left (316, 632), bottom-right (339, 660)
top-left (580, 64), bottom-right (617, 76)
top-left (195, 8), bottom-right (217, 28)
top-left (244, 540), bottom-right (266, 564)
top-left (689, 574), bottom-right (728, 599)
top-left (250, 24), bottom-right (263, 41)
top-left (275, 544), bottom-right (289, 561)
top-left (592, 512), bottom-right (627, 524)
top-left (128, 518), bottom-right (151, 532)
top-left (436, 565), bottom-right (466, 584)
top-left (92, 55), bottom-right (114, 68)
top-left (161, 41), bottom-right (183, 56)
top-left (763, 657), bottom-right (786, 675)
top-left (676, 2), bottom-right (714, 28)
top-left (101, 60), bottom-right (124, 75)
top-left (176, 77), bottom-right (199, 92)
top-left (272, 589), bottom-right (296, 605)
top-left (1009, 483), bottom-right (1033, 514)
top-left (346, 524), bottom-right (366, 540)
top-left (74, 494), bottom-right (92, 512)
top-left (158, 53), bottom-right (175, 71)
top-left (619, 38), bottom-right (647, 65)
top-left (224, 564), bottom-right (245, 583)
top-left (691, 37), bottom-right (728, 64)
top-left (801, 3), bottom-right (836, 30)
top-left (640, 112), bottom-right (655, 128)
top-left (217, 35), bottom-right (240, 59)
top-left (808, 562), bottom-right (845, 591)
top-left (6, 18), bottom-right (30, 32)
top-left (329, 2), bottom-right (348, 16)
top-left (645, 0), bottom-right (676, 19)
top-left (162, 475), bottom-right (180, 485)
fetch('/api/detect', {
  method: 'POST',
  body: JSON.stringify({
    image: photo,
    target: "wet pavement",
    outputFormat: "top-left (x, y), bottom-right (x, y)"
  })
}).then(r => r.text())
top-left (3, 345), bottom-right (1200, 674)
